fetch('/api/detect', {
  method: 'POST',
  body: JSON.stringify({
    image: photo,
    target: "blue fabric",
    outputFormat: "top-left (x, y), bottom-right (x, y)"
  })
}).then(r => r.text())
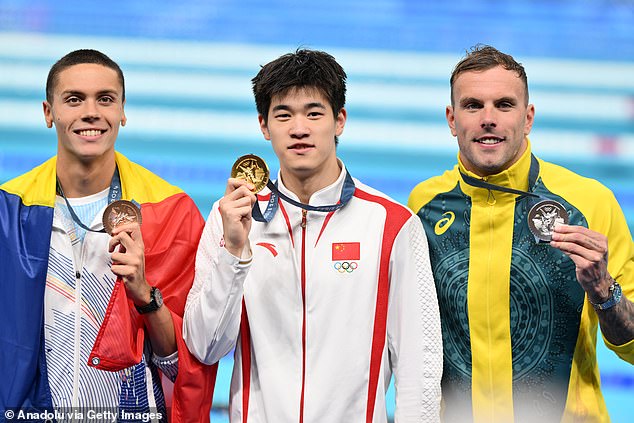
top-left (0, 190), bottom-right (54, 415)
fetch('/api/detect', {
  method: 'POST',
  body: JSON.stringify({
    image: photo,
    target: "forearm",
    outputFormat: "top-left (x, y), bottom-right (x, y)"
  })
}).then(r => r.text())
top-left (143, 306), bottom-right (177, 356)
top-left (183, 240), bottom-right (251, 364)
top-left (597, 294), bottom-right (634, 345)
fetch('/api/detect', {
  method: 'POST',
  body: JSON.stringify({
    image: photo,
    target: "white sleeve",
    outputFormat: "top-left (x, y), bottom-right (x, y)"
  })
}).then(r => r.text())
top-left (183, 204), bottom-right (252, 365)
top-left (388, 214), bottom-right (443, 422)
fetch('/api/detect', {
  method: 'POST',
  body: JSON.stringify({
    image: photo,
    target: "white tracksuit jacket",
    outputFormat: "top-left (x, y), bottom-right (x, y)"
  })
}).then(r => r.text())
top-left (184, 164), bottom-right (442, 423)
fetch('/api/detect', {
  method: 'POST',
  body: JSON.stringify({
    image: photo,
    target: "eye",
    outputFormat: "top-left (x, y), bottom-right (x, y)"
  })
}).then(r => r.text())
top-left (307, 111), bottom-right (324, 118)
top-left (274, 112), bottom-right (291, 120)
top-left (65, 96), bottom-right (82, 105)
top-left (463, 102), bottom-right (481, 110)
top-left (497, 101), bottom-right (513, 109)
top-left (98, 96), bottom-right (115, 104)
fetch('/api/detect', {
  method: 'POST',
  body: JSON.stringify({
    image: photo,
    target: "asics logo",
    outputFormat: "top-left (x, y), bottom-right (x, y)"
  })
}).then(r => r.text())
top-left (434, 212), bottom-right (455, 235)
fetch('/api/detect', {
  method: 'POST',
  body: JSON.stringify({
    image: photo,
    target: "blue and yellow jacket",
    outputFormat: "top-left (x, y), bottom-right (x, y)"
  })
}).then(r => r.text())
top-left (408, 142), bottom-right (634, 423)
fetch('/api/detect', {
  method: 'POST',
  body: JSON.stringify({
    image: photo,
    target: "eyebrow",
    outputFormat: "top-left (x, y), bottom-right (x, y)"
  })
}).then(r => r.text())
top-left (459, 96), bottom-right (518, 106)
top-left (271, 102), bottom-right (327, 112)
top-left (60, 89), bottom-right (120, 98)
top-left (458, 97), bottom-right (481, 106)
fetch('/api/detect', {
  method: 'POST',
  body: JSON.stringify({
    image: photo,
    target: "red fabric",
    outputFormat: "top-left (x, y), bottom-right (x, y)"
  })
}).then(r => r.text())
top-left (240, 300), bottom-right (251, 423)
top-left (87, 278), bottom-right (144, 370)
top-left (88, 192), bottom-right (217, 422)
top-left (331, 242), bottom-right (361, 260)
top-left (352, 189), bottom-right (411, 423)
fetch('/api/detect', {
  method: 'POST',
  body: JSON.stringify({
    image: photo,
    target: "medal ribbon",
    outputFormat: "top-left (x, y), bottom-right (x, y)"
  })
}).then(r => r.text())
top-left (459, 154), bottom-right (542, 200)
top-left (55, 167), bottom-right (123, 233)
top-left (251, 170), bottom-right (356, 223)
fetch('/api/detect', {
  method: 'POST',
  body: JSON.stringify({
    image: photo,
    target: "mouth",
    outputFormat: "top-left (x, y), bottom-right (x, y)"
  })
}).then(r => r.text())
top-left (74, 129), bottom-right (106, 137)
top-left (288, 143), bottom-right (314, 151)
top-left (474, 136), bottom-right (504, 145)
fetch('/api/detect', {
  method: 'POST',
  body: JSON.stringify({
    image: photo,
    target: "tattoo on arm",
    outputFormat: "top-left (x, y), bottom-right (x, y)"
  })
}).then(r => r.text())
top-left (598, 295), bottom-right (634, 345)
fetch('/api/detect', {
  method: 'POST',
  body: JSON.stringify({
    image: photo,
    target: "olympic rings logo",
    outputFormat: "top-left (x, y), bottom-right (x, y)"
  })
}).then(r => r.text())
top-left (333, 261), bottom-right (358, 273)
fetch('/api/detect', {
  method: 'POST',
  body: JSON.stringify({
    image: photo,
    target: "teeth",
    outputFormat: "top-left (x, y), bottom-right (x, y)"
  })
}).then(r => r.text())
top-left (78, 130), bottom-right (102, 137)
top-left (478, 138), bottom-right (500, 145)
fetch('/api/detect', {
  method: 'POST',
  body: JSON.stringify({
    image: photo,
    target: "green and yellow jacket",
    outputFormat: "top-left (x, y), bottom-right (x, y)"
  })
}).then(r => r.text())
top-left (408, 141), bottom-right (634, 423)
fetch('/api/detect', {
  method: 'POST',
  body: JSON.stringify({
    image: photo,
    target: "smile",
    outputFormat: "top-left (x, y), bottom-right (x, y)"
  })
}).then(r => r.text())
top-left (75, 129), bottom-right (105, 137)
top-left (475, 137), bottom-right (504, 145)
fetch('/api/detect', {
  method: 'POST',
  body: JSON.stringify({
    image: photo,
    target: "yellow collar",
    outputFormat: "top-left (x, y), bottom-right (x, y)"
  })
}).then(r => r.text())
top-left (457, 139), bottom-right (534, 201)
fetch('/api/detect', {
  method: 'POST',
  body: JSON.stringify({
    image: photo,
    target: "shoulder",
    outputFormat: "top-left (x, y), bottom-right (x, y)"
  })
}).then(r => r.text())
top-left (407, 166), bottom-right (461, 214)
top-left (0, 156), bottom-right (57, 207)
top-left (538, 158), bottom-right (615, 204)
top-left (115, 152), bottom-right (185, 205)
top-left (352, 178), bottom-right (413, 218)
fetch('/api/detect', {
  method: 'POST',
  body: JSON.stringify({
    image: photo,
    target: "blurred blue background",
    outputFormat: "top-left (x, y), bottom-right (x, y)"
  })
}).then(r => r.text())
top-left (0, 1), bottom-right (632, 421)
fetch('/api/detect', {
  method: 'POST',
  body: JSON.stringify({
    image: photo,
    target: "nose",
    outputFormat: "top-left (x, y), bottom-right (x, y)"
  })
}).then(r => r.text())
top-left (480, 106), bottom-right (496, 129)
top-left (289, 116), bottom-right (309, 139)
top-left (81, 100), bottom-right (101, 121)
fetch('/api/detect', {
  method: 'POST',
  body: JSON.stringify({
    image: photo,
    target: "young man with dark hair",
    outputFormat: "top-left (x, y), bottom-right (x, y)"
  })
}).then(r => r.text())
top-left (408, 44), bottom-right (634, 422)
top-left (184, 49), bottom-right (443, 422)
top-left (0, 49), bottom-right (216, 422)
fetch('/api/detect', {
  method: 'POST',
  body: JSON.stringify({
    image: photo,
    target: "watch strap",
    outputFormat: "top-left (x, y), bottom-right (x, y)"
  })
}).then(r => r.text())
top-left (135, 286), bottom-right (162, 314)
top-left (590, 281), bottom-right (622, 311)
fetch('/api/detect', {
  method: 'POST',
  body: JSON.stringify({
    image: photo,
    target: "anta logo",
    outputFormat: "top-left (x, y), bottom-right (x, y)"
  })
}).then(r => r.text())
top-left (434, 211), bottom-right (455, 235)
top-left (256, 242), bottom-right (278, 257)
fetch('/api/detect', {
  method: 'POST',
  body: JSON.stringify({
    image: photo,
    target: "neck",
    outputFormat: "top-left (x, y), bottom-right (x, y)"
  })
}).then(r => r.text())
top-left (281, 160), bottom-right (341, 203)
top-left (56, 155), bottom-right (116, 198)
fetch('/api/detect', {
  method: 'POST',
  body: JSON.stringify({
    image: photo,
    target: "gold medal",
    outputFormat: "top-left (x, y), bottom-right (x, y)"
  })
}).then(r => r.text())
top-left (102, 200), bottom-right (142, 235)
top-left (528, 200), bottom-right (569, 242)
top-left (231, 154), bottom-right (270, 193)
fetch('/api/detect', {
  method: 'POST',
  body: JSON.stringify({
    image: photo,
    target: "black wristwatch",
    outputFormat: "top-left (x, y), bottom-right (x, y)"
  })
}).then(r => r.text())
top-left (135, 286), bottom-right (164, 314)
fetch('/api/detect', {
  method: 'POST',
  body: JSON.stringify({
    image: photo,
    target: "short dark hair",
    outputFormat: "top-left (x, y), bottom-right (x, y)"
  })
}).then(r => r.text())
top-left (450, 44), bottom-right (528, 105)
top-left (46, 49), bottom-right (125, 103)
top-left (252, 49), bottom-right (347, 123)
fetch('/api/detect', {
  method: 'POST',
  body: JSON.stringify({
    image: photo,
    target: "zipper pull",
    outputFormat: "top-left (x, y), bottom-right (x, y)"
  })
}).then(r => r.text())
top-left (301, 209), bottom-right (307, 229)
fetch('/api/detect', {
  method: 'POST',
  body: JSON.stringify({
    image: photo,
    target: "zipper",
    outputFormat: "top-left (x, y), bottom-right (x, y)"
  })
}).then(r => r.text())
top-left (299, 209), bottom-right (307, 423)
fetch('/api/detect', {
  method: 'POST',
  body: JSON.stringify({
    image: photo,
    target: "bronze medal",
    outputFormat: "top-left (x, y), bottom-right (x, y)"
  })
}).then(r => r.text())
top-left (102, 200), bottom-right (142, 235)
top-left (527, 200), bottom-right (569, 242)
top-left (231, 154), bottom-right (270, 193)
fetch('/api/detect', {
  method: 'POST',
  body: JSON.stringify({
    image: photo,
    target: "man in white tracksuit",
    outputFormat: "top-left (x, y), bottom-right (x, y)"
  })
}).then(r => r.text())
top-left (184, 49), bottom-right (442, 422)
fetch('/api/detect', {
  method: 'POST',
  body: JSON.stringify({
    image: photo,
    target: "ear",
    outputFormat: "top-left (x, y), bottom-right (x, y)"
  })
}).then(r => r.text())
top-left (335, 108), bottom-right (347, 137)
top-left (446, 105), bottom-right (457, 137)
top-left (120, 100), bottom-right (127, 127)
top-left (43, 101), bottom-right (54, 128)
top-left (524, 104), bottom-right (535, 136)
top-left (258, 114), bottom-right (270, 140)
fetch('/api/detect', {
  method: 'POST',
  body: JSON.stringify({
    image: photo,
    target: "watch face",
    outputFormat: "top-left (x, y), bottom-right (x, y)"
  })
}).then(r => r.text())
top-left (153, 287), bottom-right (164, 308)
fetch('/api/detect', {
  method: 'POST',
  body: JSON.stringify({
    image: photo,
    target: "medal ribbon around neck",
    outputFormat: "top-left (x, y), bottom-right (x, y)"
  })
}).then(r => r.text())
top-left (458, 154), bottom-right (569, 242)
top-left (230, 154), bottom-right (356, 223)
top-left (251, 171), bottom-right (356, 223)
top-left (55, 167), bottom-right (134, 233)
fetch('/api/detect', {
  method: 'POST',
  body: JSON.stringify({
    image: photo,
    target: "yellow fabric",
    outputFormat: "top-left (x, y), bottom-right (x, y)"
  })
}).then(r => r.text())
top-left (460, 145), bottom-right (532, 423)
top-left (0, 152), bottom-right (182, 207)
top-left (115, 151), bottom-right (183, 203)
top-left (1, 156), bottom-right (57, 207)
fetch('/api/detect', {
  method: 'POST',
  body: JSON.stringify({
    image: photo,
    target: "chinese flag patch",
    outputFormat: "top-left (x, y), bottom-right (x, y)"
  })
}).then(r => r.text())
top-left (332, 242), bottom-right (360, 260)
